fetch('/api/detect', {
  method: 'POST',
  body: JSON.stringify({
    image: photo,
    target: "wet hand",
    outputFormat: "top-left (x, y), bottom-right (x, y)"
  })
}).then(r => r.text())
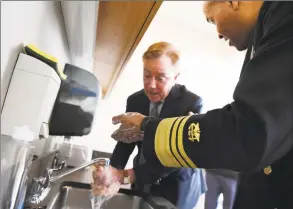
top-left (91, 165), bottom-right (122, 196)
top-left (92, 165), bottom-right (123, 186)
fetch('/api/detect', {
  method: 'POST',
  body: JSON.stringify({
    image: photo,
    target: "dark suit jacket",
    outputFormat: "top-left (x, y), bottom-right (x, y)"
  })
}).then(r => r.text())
top-left (110, 84), bottom-right (205, 206)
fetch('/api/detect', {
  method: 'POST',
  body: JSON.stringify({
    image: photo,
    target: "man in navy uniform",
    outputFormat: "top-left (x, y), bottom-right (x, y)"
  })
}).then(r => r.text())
top-left (108, 1), bottom-right (293, 209)
top-left (94, 42), bottom-right (207, 209)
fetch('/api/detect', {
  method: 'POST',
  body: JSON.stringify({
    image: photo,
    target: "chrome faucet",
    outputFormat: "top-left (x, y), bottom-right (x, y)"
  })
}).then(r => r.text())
top-left (26, 153), bottom-right (109, 207)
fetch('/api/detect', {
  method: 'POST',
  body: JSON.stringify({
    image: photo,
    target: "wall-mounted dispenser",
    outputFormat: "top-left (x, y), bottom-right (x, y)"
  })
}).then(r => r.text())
top-left (49, 63), bottom-right (101, 136)
top-left (1, 51), bottom-right (101, 140)
top-left (1, 53), bottom-right (61, 139)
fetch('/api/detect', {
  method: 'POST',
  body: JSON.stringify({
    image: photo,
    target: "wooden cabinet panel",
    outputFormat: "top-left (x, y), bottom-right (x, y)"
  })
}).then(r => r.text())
top-left (93, 1), bottom-right (162, 97)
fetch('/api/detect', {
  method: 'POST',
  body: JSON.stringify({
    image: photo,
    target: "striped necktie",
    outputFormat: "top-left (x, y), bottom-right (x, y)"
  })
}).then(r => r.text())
top-left (150, 102), bottom-right (161, 117)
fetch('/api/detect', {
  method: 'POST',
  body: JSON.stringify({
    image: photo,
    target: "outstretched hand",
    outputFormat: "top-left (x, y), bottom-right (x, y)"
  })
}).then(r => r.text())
top-left (111, 112), bottom-right (146, 143)
top-left (112, 112), bottom-right (145, 127)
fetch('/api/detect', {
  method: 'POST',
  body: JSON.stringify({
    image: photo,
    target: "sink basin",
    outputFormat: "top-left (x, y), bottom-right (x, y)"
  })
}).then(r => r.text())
top-left (47, 181), bottom-right (177, 209)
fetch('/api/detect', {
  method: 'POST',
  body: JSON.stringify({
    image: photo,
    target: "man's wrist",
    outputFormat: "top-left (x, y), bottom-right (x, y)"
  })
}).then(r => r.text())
top-left (127, 169), bottom-right (135, 184)
top-left (117, 170), bottom-right (124, 184)
top-left (119, 169), bottom-right (135, 185)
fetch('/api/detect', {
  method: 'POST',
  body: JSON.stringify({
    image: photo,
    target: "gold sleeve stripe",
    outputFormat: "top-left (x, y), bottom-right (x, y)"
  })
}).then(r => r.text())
top-left (171, 116), bottom-right (189, 167)
top-left (155, 117), bottom-right (181, 167)
top-left (177, 116), bottom-right (197, 168)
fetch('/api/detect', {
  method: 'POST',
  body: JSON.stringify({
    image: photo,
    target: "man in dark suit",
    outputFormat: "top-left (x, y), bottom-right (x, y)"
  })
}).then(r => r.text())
top-left (94, 42), bottom-right (207, 209)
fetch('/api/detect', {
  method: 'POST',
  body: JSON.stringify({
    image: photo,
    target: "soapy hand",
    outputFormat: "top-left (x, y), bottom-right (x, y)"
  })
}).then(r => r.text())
top-left (91, 165), bottom-right (122, 197)
top-left (91, 181), bottom-right (120, 197)
top-left (111, 112), bottom-right (146, 143)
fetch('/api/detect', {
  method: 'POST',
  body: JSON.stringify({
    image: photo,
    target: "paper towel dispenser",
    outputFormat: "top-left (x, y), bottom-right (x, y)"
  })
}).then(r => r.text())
top-left (1, 53), bottom-right (61, 139)
top-left (1, 50), bottom-right (100, 138)
top-left (49, 64), bottom-right (101, 136)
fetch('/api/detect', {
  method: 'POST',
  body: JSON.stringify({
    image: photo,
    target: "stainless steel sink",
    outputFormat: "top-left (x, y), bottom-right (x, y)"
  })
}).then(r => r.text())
top-left (47, 181), bottom-right (177, 209)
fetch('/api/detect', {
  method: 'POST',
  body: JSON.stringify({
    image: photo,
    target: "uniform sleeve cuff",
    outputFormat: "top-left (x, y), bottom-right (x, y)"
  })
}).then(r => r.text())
top-left (142, 118), bottom-right (163, 166)
top-left (133, 162), bottom-right (173, 187)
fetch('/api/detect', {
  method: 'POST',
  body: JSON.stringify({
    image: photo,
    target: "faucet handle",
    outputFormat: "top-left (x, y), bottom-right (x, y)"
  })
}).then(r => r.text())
top-left (50, 160), bottom-right (66, 172)
top-left (46, 160), bottom-right (66, 183)
top-left (27, 157), bottom-right (66, 202)
top-left (51, 152), bottom-right (66, 170)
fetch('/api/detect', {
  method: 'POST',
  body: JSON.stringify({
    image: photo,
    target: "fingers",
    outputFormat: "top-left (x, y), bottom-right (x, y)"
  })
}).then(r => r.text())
top-left (92, 166), bottom-right (110, 186)
top-left (91, 182), bottom-right (120, 197)
top-left (91, 165), bottom-right (121, 198)
top-left (92, 169), bottom-right (98, 179)
top-left (94, 164), bottom-right (105, 171)
top-left (112, 114), bottom-right (125, 125)
top-left (112, 112), bottom-right (140, 125)
top-left (112, 113), bottom-right (132, 124)
top-left (92, 170), bottom-right (104, 185)
top-left (111, 130), bottom-right (144, 143)
top-left (91, 167), bottom-right (121, 199)
top-left (92, 165), bottom-right (105, 180)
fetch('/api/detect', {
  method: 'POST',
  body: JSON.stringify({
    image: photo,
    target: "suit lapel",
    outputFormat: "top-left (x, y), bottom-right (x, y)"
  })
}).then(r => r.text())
top-left (159, 85), bottom-right (181, 118)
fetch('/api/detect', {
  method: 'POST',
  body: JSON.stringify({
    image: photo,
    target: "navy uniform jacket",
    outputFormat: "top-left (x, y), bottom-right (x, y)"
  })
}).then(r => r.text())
top-left (110, 84), bottom-right (206, 207)
top-left (141, 2), bottom-right (293, 209)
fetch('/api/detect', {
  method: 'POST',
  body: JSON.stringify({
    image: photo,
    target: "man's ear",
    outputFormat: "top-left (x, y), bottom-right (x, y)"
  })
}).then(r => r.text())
top-left (227, 1), bottom-right (239, 10)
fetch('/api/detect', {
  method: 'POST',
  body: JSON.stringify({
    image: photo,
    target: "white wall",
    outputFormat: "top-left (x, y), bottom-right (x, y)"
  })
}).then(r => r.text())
top-left (73, 1), bottom-right (246, 170)
top-left (1, 1), bottom-right (71, 110)
top-left (60, 1), bottom-right (99, 72)
top-left (1, 1), bottom-right (71, 157)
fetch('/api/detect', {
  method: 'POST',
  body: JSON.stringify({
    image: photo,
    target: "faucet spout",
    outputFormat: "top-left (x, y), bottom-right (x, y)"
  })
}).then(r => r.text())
top-left (50, 158), bottom-right (109, 183)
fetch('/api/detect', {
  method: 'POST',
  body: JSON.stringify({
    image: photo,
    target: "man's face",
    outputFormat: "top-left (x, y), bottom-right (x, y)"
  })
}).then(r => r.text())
top-left (143, 56), bottom-right (178, 103)
top-left (203, 1), bottom-right (257, 51)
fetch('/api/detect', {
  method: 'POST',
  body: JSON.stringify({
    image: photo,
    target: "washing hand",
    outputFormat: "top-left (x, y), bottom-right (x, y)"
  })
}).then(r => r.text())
top-left (91, 165), bottom-right (122, 197)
